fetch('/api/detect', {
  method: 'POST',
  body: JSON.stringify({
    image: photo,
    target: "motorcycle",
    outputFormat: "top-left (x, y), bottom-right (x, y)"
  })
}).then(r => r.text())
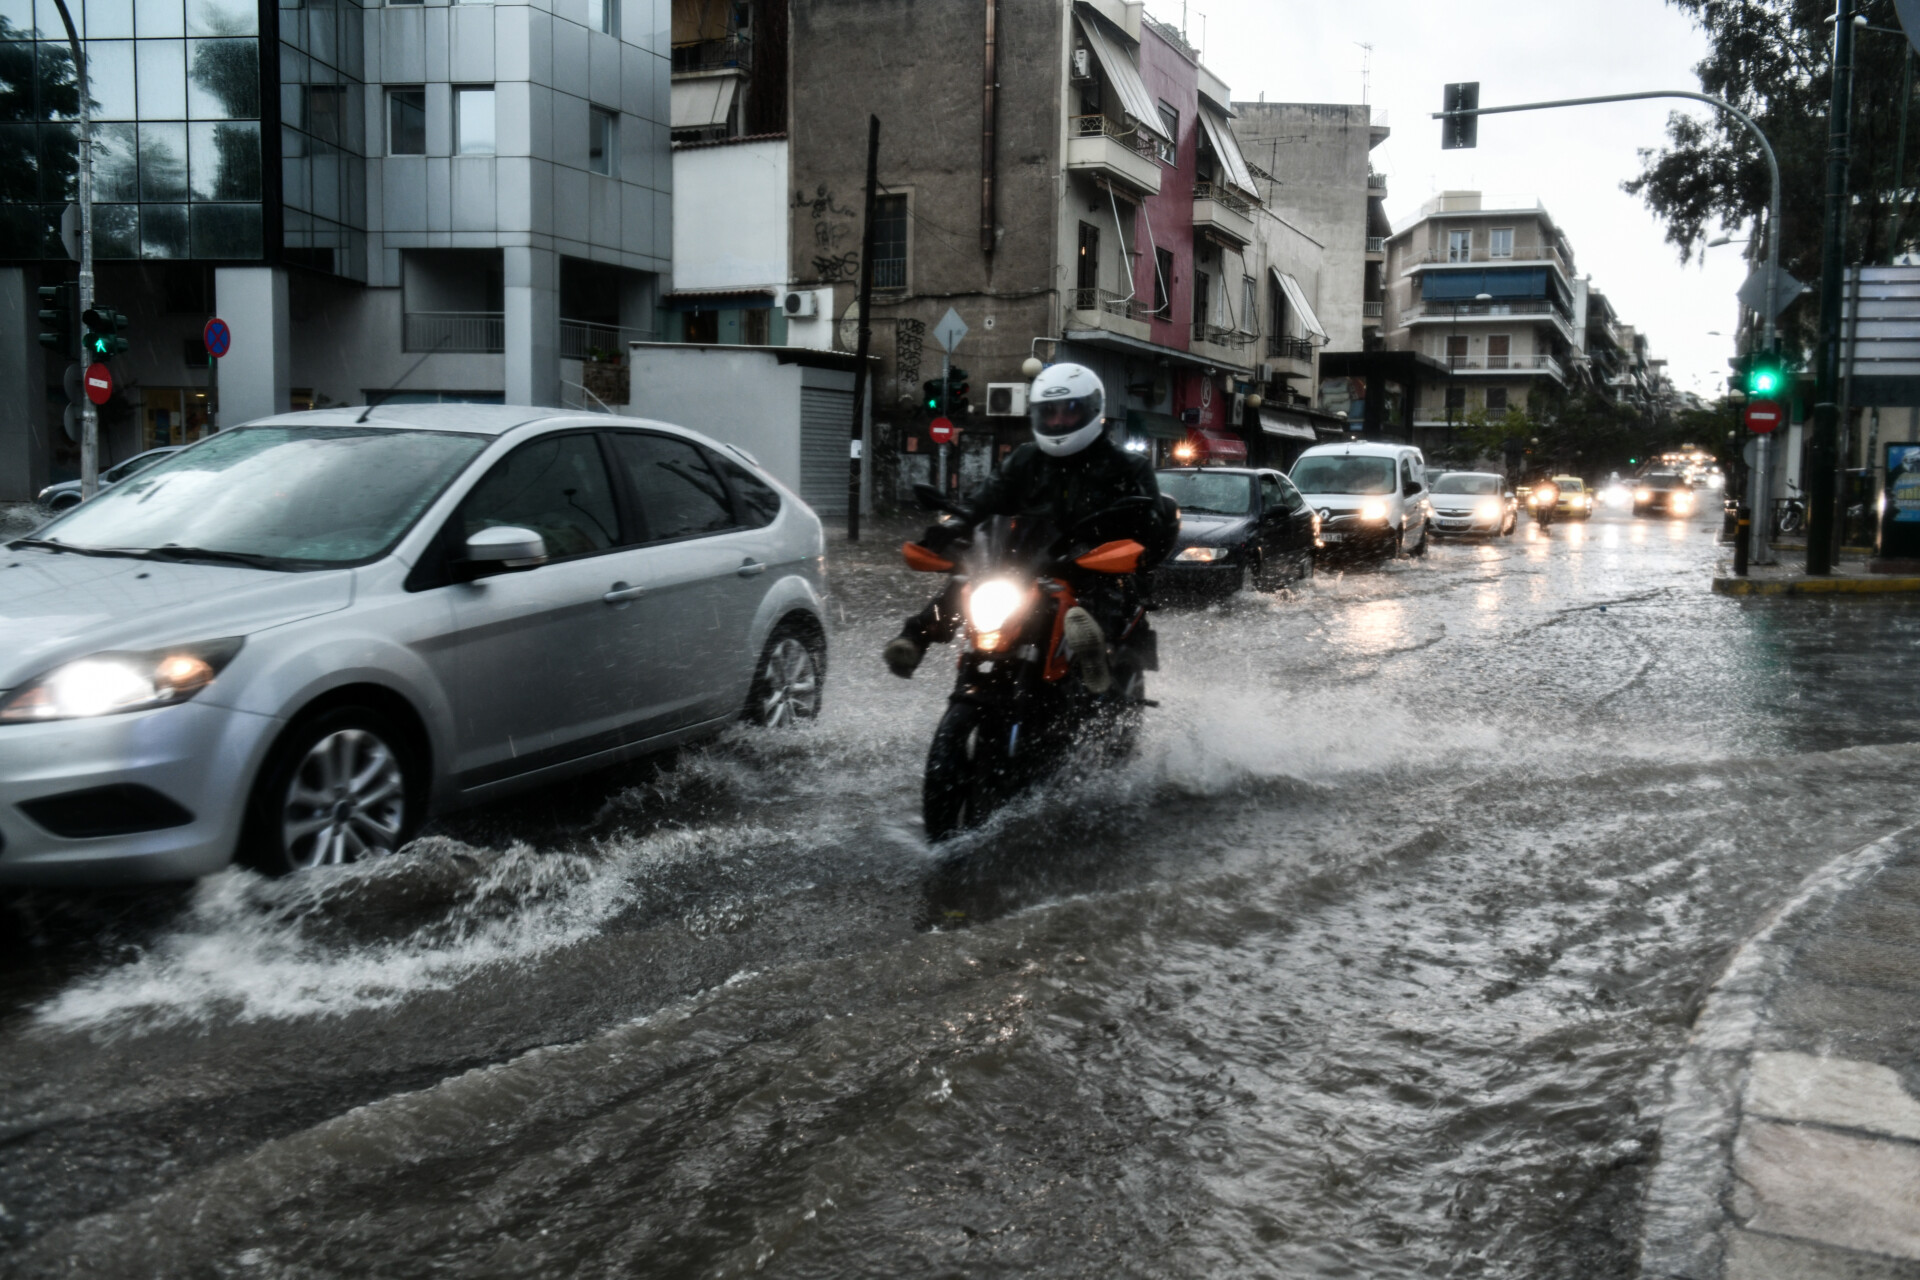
top-left (902, 484), bottom-right (1161, 840)
top-left (1529, 479), bottom-right (1559, 528)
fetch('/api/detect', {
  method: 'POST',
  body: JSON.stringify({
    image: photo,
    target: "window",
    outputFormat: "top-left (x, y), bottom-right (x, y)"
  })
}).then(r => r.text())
top-left (1259, 474), bottom-right (1284, 511)
top-left (1192, 267), bottom-right (1209, 334)
top-left (455, 86), bottom-right (495, 156)
top-left (713, 453), bottom-right (782, 528)
top-left (872, 194), bottom-right (907, 290)
top-left (1490, 228), bottom-right (1513, 258)
top-left (609, 433), bottom-right (736, 541)
top-left (1269, 274), bottom-right (1287, 337)
top-left (388, 86), bottom-right (425, 155)
top-left (588, 0), bottom-right (618, 34)
top-left (1445, 333), bottom-right (1467, 369)
top-left (1076, 221), bottom-right (1100, 297)
top-left (1448, 229), bottom-right (1471, 262)
top-left (1241, 274), bottom-right (1256, 335)
top-left (684, 310), bottom-right (718, 342)
top-left (307, 84), bottom-right (346, 147)
top-left (460, 433), bottom-right (620, 557)
top-left (1155, 101), bottom-right (1178, 163)
top-left (1152, 247), bottom-right (1174, 320)
top-left (588, 107), bottom-right (617, 176)
top-left (1487, 334), bottom-right (1511, 370)
top-left (1485, 386), bottom-right (1509, 413)
top-left (741, 307), bottom-right (769, 345)
top-left (1444, 385), bottom-right (1466, 411)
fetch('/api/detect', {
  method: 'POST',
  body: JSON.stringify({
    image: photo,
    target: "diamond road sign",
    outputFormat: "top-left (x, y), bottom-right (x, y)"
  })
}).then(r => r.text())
top-left (1737, 266), bottom-right (1809, 321)
top-left (932, 307), bottom-right (969, 354)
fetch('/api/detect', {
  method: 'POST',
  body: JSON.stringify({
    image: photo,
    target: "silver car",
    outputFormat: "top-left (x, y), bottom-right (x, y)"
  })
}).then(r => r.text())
top-left (36, 445), bottom-right (185, 511)
top-left (0, 406), bottom-right (828, 885)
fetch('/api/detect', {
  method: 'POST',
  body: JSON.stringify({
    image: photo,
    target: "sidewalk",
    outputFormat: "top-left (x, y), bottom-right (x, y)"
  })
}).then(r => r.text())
top-left (1711, 546), bottom-right (1920, 596)
top-left (1639, 824), bottom-right (1920, 1279)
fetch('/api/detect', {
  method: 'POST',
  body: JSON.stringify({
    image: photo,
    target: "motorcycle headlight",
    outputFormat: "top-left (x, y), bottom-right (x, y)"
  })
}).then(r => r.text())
top-left (0, 638), bottom-right (243, 723)
top-left (1359, 499), bottom-right (1388, 522)
top-left (1174, 546), bottom-right (1229, 562)
top-left (966, 579), bottom-right (1026, 635)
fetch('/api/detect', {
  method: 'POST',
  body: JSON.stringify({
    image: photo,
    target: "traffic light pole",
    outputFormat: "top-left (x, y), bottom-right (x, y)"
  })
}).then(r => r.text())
top-left (1805, 0), bottom-right (1856, 575)
top-left (47, 0), bottom-right (95, 499)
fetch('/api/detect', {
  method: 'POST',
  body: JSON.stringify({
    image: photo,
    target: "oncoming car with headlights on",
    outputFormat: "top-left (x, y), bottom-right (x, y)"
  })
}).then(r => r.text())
top-left (1426, 471), bottom-right (1517, 538)
top-left (1289, 441), bottom-right (1431, 559)
top-left (1631, 472), bottom-right (1697, 518)
top-left (0, 406), bottom-right (828, 886)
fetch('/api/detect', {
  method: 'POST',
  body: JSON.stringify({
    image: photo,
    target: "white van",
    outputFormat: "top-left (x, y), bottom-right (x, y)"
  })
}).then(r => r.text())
top-left (1289, 441), bottom-right (1431, 557)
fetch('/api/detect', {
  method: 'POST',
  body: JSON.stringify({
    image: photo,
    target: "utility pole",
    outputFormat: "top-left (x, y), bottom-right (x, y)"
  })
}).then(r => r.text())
top-left (1806, 0), bottom-right (1857, 574)
top-left (48, 0), bottom-right (94, 498)
top-left (846, 115), bottom-right (880, 542)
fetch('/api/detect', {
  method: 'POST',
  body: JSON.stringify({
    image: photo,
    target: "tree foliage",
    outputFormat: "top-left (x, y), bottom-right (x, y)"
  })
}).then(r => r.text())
top-left (1626, 0), bottom-right (1917, 352)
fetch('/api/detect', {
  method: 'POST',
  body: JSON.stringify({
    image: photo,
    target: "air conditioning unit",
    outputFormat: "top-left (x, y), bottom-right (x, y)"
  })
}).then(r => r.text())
top-left (1256, 362), bottom-right (1273, 382)
top-left (781, 290), bottom-right (817, 318)
top-left (1071, 47), bottom-right (1092, 80)
top-left (985, 382), bottom-right (1029, 417)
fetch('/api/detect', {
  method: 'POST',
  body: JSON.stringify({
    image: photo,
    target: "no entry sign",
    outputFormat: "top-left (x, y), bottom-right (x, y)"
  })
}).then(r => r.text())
top-left (928, 416), bottom-right (956, 444)
top-left (203, 317), bottom-right (231, 359)
top-left (1745, 399), bottom-right (1784, 435)
top-left (84, 361), bottom-right (113, 405)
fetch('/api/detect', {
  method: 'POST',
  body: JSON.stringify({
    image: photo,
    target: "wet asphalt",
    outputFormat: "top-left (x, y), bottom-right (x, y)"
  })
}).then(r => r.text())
top-left (5, 499), bottom-right (1920, 1279)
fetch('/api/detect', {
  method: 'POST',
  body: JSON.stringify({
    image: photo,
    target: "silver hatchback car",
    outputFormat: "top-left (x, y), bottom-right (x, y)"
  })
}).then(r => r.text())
top-left (0, 406), bottom-right (828, 885)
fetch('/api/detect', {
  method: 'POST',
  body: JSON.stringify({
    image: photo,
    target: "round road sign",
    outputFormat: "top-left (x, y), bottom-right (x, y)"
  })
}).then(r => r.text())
top-left (203, 317), bottom-right (231, 359)
top-left (928, 416), bottom-right (956, 444)
top-left (84, 361), bottom-right (114, 405)
top-left (1745, 399), bottom-right (1784, 435)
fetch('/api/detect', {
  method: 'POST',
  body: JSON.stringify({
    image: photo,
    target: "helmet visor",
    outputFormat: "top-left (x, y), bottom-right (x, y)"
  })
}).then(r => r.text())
top-left (1030, 392), bottom-right (1101, 441)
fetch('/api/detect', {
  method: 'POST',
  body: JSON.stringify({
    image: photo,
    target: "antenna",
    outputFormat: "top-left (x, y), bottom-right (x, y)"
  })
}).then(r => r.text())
top-left (1354, 42), bottom-right (1373, 105)
top-left (356, 335), bottom-right (451, 423)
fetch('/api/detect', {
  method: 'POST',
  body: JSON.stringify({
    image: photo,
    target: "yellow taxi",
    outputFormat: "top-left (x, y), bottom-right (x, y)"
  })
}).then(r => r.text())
top-left (1552, 475), bottom-right (1595, 520)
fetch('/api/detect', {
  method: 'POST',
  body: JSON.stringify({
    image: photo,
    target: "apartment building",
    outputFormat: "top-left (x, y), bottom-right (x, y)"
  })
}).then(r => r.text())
top-left (1381, 191), bottom-right (1580, 445)
top-left (0, 0), bottom-right (672, 498)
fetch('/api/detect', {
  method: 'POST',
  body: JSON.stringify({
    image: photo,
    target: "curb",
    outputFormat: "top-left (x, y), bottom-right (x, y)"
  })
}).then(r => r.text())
top-left (1636, 822), bottom-right (1920, 1280)
top-left (1711, 575), bottom-right (1920, 596)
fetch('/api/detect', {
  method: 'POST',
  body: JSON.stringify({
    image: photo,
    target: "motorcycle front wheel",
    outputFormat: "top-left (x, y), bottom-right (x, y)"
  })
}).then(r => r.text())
top-left (924, 702), bottom-right (1003, 841)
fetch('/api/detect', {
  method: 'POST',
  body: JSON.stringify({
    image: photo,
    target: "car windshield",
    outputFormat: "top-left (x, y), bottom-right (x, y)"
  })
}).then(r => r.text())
top-left (1432, 473), bottom-right (1501, 495)
top-left (1157, 470), bottom-right (1253, 515)
top-left (1291, 455), bottom-right (1396, 495)
top-left (29, 426), bottom-right (490, 567)
top-left (1645, 473), bottom-right (1686, 490)
top-left (1556, 478), bottom-right (1585, 492)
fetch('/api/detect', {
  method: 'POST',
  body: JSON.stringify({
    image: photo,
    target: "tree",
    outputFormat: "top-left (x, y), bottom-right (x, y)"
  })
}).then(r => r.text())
top-left (1625, 0), bottom-right (1915, 354)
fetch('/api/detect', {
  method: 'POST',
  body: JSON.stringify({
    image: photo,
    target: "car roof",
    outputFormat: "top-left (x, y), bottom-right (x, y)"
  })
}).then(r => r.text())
top-left (235, 405), bottom-right (702, 441)
top-left (1155, 466), bottom-right (1265, 475)
top-left (1436, 469), bottom-right (1500, 478)
top-left (1295, 442), bottom-right (1418, 459)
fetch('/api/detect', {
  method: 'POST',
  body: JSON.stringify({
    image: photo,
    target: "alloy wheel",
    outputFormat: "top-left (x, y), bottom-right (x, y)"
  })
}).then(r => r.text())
top-left (280, 728), bottom-right (407, 868)
top-left (757, 636), bottom-right (821, 728)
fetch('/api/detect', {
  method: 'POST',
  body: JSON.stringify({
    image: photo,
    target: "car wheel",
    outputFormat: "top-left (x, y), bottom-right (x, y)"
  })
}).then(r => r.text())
top-left (747, 622), bottom-right (824, 727)
top-left (48, 494), bottom-right (79, 512)
top-left (1292, 548), bottom-right (1315, 583)
top-left (1411, 525), bottom-right (1429, 557)
top-left (242, 706), bottom-right (421, 876)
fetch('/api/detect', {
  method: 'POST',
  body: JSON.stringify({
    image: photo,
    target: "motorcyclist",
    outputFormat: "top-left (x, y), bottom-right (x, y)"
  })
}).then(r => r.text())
top-left (883, 362), bottom-right (1174, 692)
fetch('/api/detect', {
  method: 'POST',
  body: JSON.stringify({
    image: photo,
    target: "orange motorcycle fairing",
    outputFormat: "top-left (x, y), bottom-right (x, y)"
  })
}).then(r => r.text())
top-left (902, 541), bottom-right (955, 573)
top-left (1074, 539), bottom-right (1146, 575)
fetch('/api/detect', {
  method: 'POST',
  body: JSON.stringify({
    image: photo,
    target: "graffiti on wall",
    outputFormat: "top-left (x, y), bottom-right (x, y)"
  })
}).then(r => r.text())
top-left (795, 184), bottom-right (860, 282)
top-left (895, 316), bottom-right (926, 404)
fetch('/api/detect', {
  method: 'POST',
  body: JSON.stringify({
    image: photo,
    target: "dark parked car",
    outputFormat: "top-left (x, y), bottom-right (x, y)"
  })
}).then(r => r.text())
top-left (1154, 466), bottom-right (1318, 595)
top-left (1632, 472), bottom-right (1698, 518)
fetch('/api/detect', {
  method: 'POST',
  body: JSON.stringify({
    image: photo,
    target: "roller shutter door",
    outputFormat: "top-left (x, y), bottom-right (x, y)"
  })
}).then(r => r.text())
top-left (799, 387), bottom-right (851, 515)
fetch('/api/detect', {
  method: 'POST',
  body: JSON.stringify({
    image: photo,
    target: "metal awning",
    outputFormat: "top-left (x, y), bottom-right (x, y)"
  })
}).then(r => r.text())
top-left (1271, 268), bottom-right (1327, 342)
top-left (1259, 408), bottom-right (1317, 441)
top-left (1199, 107), bottom-right (1259, 201)
top-left (1063, 328), bottom-right (1252, 377)
top-left (1075, 13), bottom-right (1172, 146)
top-left (671, 76), bottom-right (739, 130)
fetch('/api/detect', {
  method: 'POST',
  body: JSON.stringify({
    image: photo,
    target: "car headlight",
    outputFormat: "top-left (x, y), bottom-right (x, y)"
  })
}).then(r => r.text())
top-left (966, 579), bottom-right (1027, 634)
top-left (1474, 498), bottom-right (1501, 519)
top-left (0, 638), bottom-right (243, 723)
top-left (1359, 499), bottom-right (1388, 521)
top-left (1634, 488), bottom-right (1652, 502)
top-left (1174, 546), bottom-right (1230, 562)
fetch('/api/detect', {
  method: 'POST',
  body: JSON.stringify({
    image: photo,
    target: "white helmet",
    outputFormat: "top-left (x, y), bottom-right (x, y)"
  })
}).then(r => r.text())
top-left (1028, 362), bottom-right (1107, 457)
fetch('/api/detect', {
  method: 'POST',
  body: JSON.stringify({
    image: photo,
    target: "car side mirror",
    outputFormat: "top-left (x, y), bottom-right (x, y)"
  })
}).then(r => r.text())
top-left (458, 525), bottom-right (548, 579)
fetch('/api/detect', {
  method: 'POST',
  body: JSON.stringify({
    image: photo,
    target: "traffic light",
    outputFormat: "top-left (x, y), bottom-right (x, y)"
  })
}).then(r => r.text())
top-left (923, 378), bottom-right (945, 412)
top-left (36, 284), bottom-right (72, 351)
top-left (1442, 81), bottom-right (1480, 150)
top-left (1745, 352), bottom-right (1788, 398)
top-left (945, 365), bottom-right (970, 418)
top-left (82, 307), bottom-right (129, 358)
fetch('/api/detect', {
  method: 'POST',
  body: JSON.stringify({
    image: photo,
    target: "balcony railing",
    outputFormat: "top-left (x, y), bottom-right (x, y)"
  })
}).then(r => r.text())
top-left (672, 34), bottom-right (751, 74)
top-left (1192, 181), bottom-right (1252, 216)
top-left (559, 319), bottom-right (656, 361)
top-left (404, 311), bottom-right (503, 354)
top-left (1072, 114), bottom-right (1157, 159)
top-left (1268, 335), bottom-right (1315, 361)
top-left (1362, 300), bottom-right (1383, 319)
top-left (1191, 321), bottom-right (1253, 347)
top-left (1071, 286), bottom-right (1138, 320)
top-left (1366, 236), bottom-right (1386, 253)
top-left (1367, 170), bottom-right (1387, 193)
top-left (1411, 245), bottom-right (1571, 274)
top-left (1438, 353), bottom-right (1565, 378)
top-left (1411, 299), bottom-right (1567, 321)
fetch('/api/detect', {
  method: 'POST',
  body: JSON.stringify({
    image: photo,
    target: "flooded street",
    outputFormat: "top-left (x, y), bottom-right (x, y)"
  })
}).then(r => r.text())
top-left (7, 505), bottom-right (1920, 1279)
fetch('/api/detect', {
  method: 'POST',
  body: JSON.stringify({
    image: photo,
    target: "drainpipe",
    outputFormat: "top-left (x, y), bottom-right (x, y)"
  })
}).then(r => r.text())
top-left (981, 0), bottom-right (998, 256)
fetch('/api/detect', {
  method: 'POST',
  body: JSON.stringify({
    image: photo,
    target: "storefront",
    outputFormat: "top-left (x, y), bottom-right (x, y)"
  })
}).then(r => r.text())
top-left (141, 388), bottom-right (214, 451)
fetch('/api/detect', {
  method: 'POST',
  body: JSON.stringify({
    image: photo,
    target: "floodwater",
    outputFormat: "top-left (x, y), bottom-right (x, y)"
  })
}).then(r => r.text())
top-left (6, 502), bottom-right (1920, 1278)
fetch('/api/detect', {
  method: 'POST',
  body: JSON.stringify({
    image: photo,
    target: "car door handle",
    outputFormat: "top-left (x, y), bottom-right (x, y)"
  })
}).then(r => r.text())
top-left (602, 583), bottom-right (646, 603)
top-left (736, 560), bottom-right (767, 577)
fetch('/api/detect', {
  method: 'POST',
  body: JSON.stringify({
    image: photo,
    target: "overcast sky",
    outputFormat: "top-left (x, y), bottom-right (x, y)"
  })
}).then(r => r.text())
top-left (1182, 0), bottom-right (1749, 399)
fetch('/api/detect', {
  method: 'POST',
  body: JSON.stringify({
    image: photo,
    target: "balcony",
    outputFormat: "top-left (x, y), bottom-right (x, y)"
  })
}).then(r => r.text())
top-left (1408, 299), bottom-right (1567, 321)
top-left (404, 311), bottom-right (503, 354)
top-left (1362, 300), bottom-right (1384, 320)
top-left (559, 319), bottom-right (656, 362)
top-left (1266, 333), bottom-right (1315, 380)
top-left (1437, 353), bottom-right (1566, 382)
top-left (1366, 236), bottom-right (1386, 255)
top-left (1192, 182), bottom-right (1254, 248)
top-left (1189, 322), bottom-right (1253, 371)
top-left (1069, 286), bottom-right (1151, 343)
top-left (1409, 245), bottom-right (1572, 276)
top-left (672, 34), bottom-right (751, 74)
top-left (1367, 169), bottom-right (1387, 196)
top-left (1068, 115), bottom-right (1161, 196)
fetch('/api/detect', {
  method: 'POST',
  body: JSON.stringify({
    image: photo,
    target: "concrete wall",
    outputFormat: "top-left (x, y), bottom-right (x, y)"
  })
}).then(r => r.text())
top-left (1230, 102), bottom-right (1380, 352)
top-left (673, 139), bottom-right (788, 291)
top-left (626, 343), bottom-right (804, 488)
top-left (0, 269), bottom-right (47, 501)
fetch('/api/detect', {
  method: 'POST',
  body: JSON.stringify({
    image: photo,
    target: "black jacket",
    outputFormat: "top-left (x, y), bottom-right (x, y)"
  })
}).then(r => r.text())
top-left (962, 438), bottom-right (1175, 564)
